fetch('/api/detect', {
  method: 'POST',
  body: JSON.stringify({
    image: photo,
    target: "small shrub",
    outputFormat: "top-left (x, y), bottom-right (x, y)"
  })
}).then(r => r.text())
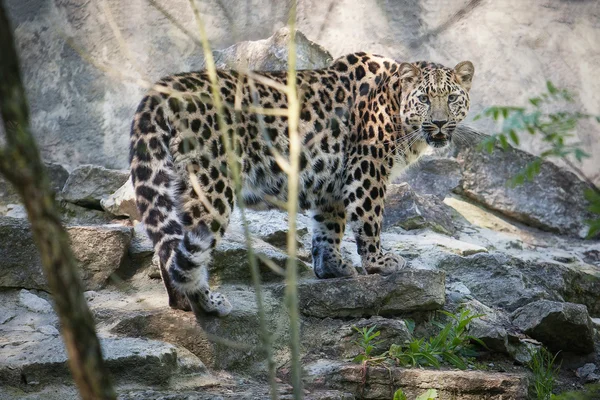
top-left (387, 309), bottom-right (485, 370)
top-left (527, 347), bottom-right (560, 400)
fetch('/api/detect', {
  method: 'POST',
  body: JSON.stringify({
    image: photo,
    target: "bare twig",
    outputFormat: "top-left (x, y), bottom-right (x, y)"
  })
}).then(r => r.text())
top-left (409, 0), bottom-right (483, 49)
top-left (0, 2), bottom-right (115, 399)
top-left (187, 1), bottom-right (279, 398)
top-left (284, 2), bottom-right (303, 398)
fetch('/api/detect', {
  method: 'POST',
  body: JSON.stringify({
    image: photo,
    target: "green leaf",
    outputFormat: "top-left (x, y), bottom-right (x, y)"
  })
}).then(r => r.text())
top-left (546, 81), bottom-right (558, 95)
top-left (405, 319), bottom-right (415, 335)
top-left (393, 389), bottom-right (408, 400)
top-left (472, 114), bottom-right (481, 121)
top-left (586, 219), bottom-right (600, 239)
top-left (499, 134), bottom-right (509, 149)
top-left (416, 389), bottom-right (438, 400)
top-left (352, 354), bottom-right (367, 363)
top-left (596, 116), bottom-right (600, 123)
top-left (501, 107), bottom-right (509, 119)
top-left (529, 97), bottom-right (542, 107)
top-left (417, 352), bottom-right (441, 368)
top-left (574, 148), bottom-right (589, 162)
top-left (509, 129), bottom-right (519, 145)
top-left (492, 108), bottom-right (499, 121)
top-left (442, 351), bottom-right (467, 370)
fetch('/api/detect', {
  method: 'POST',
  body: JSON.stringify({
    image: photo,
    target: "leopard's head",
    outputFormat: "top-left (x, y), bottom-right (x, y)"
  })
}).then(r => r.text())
top-left (397, 60), bottom-right (474, 148)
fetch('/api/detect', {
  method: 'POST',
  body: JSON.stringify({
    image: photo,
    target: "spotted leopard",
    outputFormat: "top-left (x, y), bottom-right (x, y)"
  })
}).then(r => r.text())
top-left (129, 52), bottom-right (474, 318)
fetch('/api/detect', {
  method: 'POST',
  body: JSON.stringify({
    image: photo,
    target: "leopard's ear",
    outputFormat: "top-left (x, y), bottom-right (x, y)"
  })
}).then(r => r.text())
top-left (398, 63), bottom-right (421, 85)
top-left (454, 61), bottom-right (474, 91)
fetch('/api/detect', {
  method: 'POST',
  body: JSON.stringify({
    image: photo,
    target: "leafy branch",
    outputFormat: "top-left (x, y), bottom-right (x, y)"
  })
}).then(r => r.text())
top-left (474, 81), bottom-right (600, 237)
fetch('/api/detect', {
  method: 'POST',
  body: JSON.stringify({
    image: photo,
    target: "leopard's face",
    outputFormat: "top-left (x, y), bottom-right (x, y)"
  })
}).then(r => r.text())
top-left (398, 61), bottom-right (474, 148)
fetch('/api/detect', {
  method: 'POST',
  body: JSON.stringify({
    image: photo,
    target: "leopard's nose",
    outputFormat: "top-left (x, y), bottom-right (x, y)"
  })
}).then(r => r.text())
top-left (431, 120), bottom-right (447, 129)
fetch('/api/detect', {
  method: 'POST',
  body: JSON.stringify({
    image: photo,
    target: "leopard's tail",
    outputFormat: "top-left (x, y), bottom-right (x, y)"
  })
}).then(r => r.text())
top-left (129, 92), bottom-right (232, 317)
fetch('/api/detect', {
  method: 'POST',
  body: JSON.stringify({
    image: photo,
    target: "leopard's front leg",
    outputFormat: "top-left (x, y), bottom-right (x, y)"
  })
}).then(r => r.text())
top-left (344, 173), bottom-right (406, 275)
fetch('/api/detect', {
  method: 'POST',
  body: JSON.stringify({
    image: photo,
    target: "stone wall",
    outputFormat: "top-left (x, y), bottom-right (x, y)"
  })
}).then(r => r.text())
top-left (5, 0), bottom-right (600, 182)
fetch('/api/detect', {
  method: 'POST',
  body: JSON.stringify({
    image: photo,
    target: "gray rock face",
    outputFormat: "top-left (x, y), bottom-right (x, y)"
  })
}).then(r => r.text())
top-left (62, 165), bottom-right (129, 209)
top-left (18, 290), bottom-right (53, 313)
top-left (0, 217), bottom-right (132, 291)
top-left (303, 360), bottom-right (529, 400)
top-left (302, 316), bottom-right (411, 361)
top-left (456, 139), bottom-right (596, 238)
top-left (437, 251), bottom-right (600, 315)
top-left (0, 336), bottom-right (196, 388)
top-left (297, 270), bottom-right (445, 317)
top-left (576, 363), bottom-right (600, 384)
top-left (211, 229), bottom-right (312, 285)
top-left (0, 162), bottom-right (69, 207)
top-left (213, 27), bottom-right (333, 71)
top-left (511, 300), bottom-right (594, 354)
top-left (100, 178), bottom-right (141, 220)
top-left (397, 156), bottom-right (462, 199)
top-left (383, 183), bottom-right (456, 235)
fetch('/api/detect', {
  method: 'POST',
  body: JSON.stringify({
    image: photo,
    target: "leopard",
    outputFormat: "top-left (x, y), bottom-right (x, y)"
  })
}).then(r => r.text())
top-left (129, 52), bottom-right (474, 318)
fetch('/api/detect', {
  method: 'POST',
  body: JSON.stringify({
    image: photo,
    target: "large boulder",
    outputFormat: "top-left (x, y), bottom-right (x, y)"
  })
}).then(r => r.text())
top-left (511, 300), bottom-right (594, 354)
top-left (296, 270), bottom-right (445, 318)
top-left (100, 178), bottom-right (140, 220)
top-left (303, 360), bottom-right (529, 400)
top-left (62, 165), bottom-right (129, 209)
top-left (0, 162), bottom-right (68, 207)
top-left (396, 156), bottom-right (462, 199)
top-left (436, 252), bottom-right (600, 315)
top-left (212, 27), bottom-right (333, 71)
top-left (455, 132), bottom-right (596, 238)
top-left (0, 217), bottom-right (132, 291)
top-left (383, 183), bottom-right (457, 235)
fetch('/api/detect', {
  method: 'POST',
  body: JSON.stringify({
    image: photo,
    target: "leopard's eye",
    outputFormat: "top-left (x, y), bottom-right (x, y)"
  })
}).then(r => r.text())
top-left (418, 95), bottom-right (429, 103)
top-left (448, 94), bottom-right (458, 102)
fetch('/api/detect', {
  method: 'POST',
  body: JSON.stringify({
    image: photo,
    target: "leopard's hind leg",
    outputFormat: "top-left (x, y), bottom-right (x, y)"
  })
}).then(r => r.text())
top-left (130, 92), bottom-right (233, 318)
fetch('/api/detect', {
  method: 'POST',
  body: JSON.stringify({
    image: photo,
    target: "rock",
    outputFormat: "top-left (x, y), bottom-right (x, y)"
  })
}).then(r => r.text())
top-left (0, 217), bottom-right (132, 291)
top-left (397, 156), bottom-right (462, 199)
top-left (0, 336), bottom-right (204, 388)
top-left (5, 204), bottom-right (27, 218)
top-left (212, 27), bottom-right (333, 71)
top-left (59, 202), bottom-right (113, 225)
top-left (435, 252), bottom-right (600, 313)
top-left (111, 284), bottom-right (290, 374)
top-left (302, 316), bottom-right (411, 360)
top-left (68, 224), bottom-right (133, 290)
top-left (303, 360), bottom-right (529, 399)
top-left (100, 178), bottom-right (140, 220)
top-left (459, 299), bottom-right (537, 364)
top-left (19, 290), bottom-right (53, 313)
top-left (229, 208), bottom-right (311, 250)
top-left (383, 183), bottom-right (456, 235)
top-left (296, 270), bottom-right (445, 318)
top-left (0, 162), bottom-right (68, 206)
top-left (455, 131), bottom-right (597, 238)
top-left (511, 300), bottom-right (594, 354)
top-left (576, 363), bottom-right (600, 383)
top-left (211, 228), bottom-right (312, 284)
top-left (61, 165), bottom-right (129, 209)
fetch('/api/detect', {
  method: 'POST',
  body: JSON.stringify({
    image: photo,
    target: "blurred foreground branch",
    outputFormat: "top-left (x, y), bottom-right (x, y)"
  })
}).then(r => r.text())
top-left (0, 2), bottom-right (116, 399)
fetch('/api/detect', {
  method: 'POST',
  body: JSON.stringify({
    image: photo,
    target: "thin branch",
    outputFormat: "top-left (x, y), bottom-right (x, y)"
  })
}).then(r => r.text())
top-left (0, 2), bottom-right (116, 398)
top-left (146, 0), bottom-right (202, 48)
top-left (284, 2), bottom-right (303, 398)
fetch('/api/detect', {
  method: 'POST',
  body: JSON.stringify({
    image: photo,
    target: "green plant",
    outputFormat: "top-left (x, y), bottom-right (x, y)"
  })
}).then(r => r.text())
top-left (393, 388), bottom-right (438, 400)
top-left (527, 347), bottom-right (561, 400)
top-left (475, 81), bottom-right (600, 237)
top-left (387, 309), bottom-right (485, 370)
top-left (550, 384), bottom-right (600, 400)
top-left (352, 325), bottom-right (383, 363)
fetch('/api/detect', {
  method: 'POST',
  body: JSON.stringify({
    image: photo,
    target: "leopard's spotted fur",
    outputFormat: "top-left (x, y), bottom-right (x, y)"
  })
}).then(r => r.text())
top-left (130, 52), bottom-right (474, 317)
